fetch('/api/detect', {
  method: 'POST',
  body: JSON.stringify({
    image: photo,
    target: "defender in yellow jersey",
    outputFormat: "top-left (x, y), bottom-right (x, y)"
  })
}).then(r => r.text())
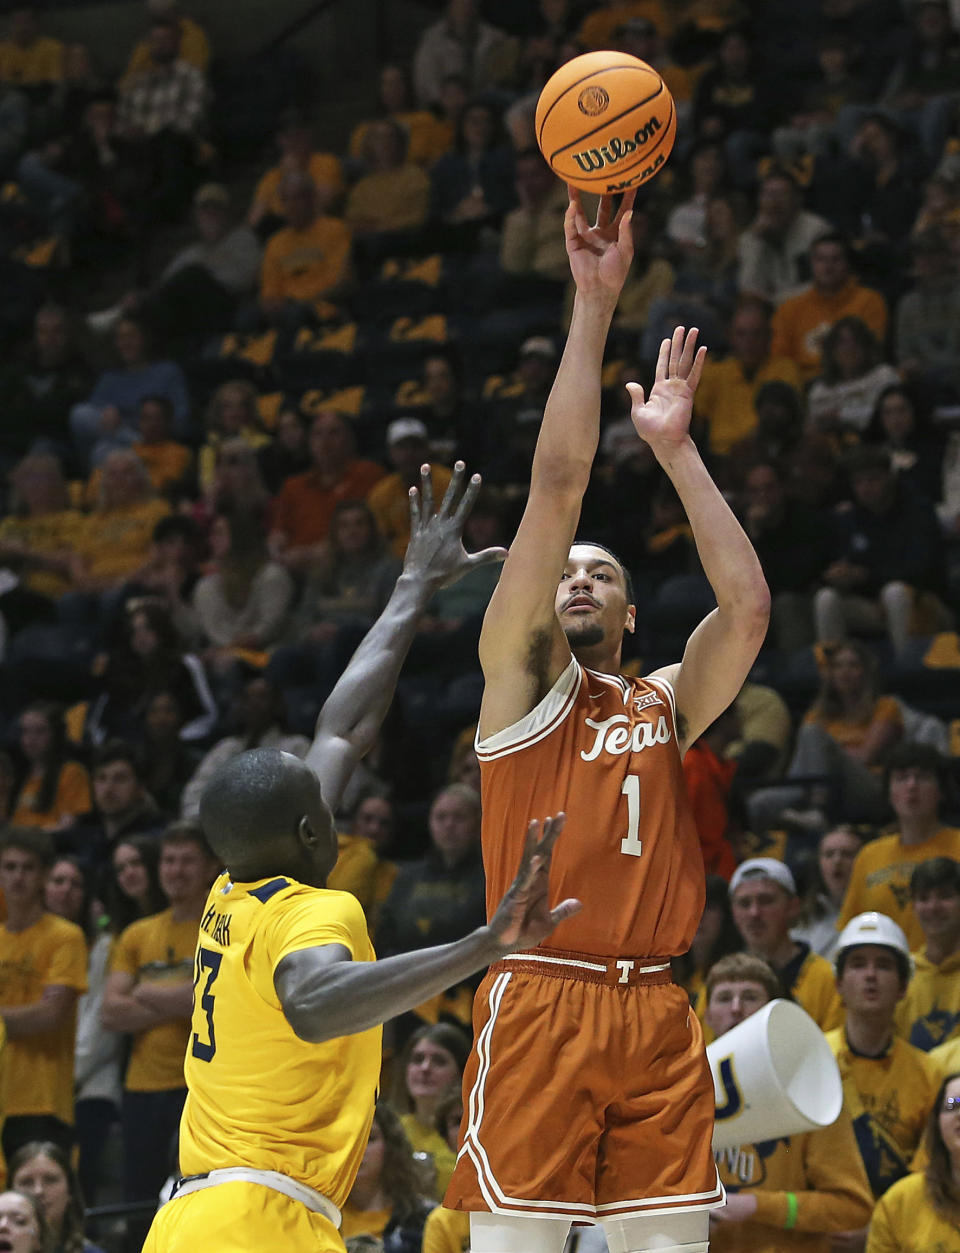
top-left (142, 466), bottom-right (580, 1253)
top-left (896, 858), bottom-right (960, 1051)
top-left (829, 912), bottom-right (940, 1199)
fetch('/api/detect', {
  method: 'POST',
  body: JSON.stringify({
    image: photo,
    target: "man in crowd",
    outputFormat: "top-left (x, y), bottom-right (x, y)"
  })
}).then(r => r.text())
top-left (725, 858), bottom-right (843, 1031)
top-left (116, 15), bottom-right (207, 223)
top-left (693, 298), bottom-right (800, 460)
top-left (896, 857), bottom-right (960, 1051)
top-left (0, 828), bottom-right (88, 1161)
top-left (771, 232), bottom-right (888, 381)
top-left (368, 418), bottom-right (452, 559)
top-left (64, 740), bottom-right (165, 866)
top-left (705, 951), bottom-right (874, 1250)
top-left (270, 410), bottom-right (384, 572)
top-left (827, 911), bottom-right (939, 1201)
top-left (737, 170), bottom-right (831, 305)
top-left (102, 819), bottom-right (220, 1248)
top-left (838, 744), bottom-right (960, 950)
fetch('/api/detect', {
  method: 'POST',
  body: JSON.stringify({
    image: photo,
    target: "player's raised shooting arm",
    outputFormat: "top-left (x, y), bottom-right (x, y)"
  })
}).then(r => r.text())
top-left (305, 464), bottom-right (505, 812)
top-left (634, 329), bottom-right (770, 750)
top-left (478, 190), bottom-right (635, 732)
top-left (275, 816), bottom-right (580, 1043)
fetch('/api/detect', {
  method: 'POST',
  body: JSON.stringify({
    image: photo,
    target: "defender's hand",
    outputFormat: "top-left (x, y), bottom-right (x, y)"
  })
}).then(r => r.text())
top-left (627, 326), bottom-right (706, 450)
top-left (489, 814), bottom-right (581, 952)
top-left (404, 461), bottom-right (507, 589)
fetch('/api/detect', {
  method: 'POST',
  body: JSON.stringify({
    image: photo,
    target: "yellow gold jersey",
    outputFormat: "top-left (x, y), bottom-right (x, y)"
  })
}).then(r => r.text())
top-left (896, 950), bottom-right (960, 1053)
top-left (179, 873), bottom-right (381, 1207)
top-left (866, 1170), bottom-right (960, 1253)
top-left (826, 1028), bottom-right (941, 1197)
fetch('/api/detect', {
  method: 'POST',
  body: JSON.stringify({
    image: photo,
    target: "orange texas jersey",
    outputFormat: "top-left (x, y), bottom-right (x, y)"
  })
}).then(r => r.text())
top-left (477, 658), bottom-right (704, 958)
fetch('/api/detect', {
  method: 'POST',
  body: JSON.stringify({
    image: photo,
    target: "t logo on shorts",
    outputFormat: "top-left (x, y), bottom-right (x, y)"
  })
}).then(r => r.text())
top-left (616, 959), bottom-right (635, 984)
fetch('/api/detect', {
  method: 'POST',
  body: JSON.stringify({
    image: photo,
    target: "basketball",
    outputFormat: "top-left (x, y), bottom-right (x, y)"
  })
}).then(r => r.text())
top-left (535, 51), bottom-right (676, 194)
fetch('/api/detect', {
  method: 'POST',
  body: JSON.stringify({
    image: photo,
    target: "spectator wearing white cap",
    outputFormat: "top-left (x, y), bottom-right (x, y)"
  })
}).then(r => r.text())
top-left (827, 912), bottom-right (940, 1207)
top-left (367, 418), bottom-right (453, 559)
top-left (727, 858), bottom-right (843, 1032)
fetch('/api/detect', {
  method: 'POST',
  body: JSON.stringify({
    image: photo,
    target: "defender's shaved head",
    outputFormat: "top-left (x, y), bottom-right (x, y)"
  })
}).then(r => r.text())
top-left (199, 749), bottom-right (336, 885)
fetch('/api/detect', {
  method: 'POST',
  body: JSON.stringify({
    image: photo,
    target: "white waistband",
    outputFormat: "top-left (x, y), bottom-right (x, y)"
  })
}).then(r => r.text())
top-left (500, 953), bottom-right (672, 974)
top-left (171, 1167), bottom-right (341, 1228)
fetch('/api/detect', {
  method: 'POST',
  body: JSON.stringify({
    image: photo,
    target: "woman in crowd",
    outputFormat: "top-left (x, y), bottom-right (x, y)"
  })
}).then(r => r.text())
top-left (68, 316), bottom-right (189, 469)
top-left (69, 450), bottom-right (170, 592)
top-left (0, 1190), bottom-right (49, 1253)
top-left (86, 598), bottom-right (217, 746)
top-left (863, 383), bottom-right (943, 504)
top-left (792, 824), bottom-right (868, 961)
top-left (421, 1083), bottom-right (468, 1253)
top-left (196, 380), bottom-right (270, 498)
top-left (138, 689), bottom-right (202, 815)
top-left (192, 508), bottom-right (294, 657)
top-left (256, 406), bottom-right (310, 495)
top-left (428, 99), bottom-right (514, 229)
top-left (198, 438), bottom-right (272, 527)
top-left (43, 858), bottom-right (121, 1207)
top-left (748, 640), bottom-right (903, 832)
top-left (867, 1071), bottom-right (960, 1251)
top-left (0, 455), bottom-right (84, 610)
top-left (349, 64), bottom-right (449, 168)
top-left (10, 1142), bottom-right (105, 1253)
top-left (10, 703), bottom-right (91, 831)
top-left (340, 1101), bottom-right (435, 1249)
top-left (807, 316), bottom-right (901, 437)
top-left (103, 835), bottom-right (165, 935)
top-left (393, 1024), bottom-right (470, 1197)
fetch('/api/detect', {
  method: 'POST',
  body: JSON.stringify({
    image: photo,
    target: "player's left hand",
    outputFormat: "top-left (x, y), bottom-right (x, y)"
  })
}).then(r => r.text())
top-left (565, 186), bottom-right (637, 303)
top-left (710, 1192), bottom-right (758, 1224)
top-left (404, 461), bottom-right (507, 589)
top-left (627, 326), bottom-right (706, 450)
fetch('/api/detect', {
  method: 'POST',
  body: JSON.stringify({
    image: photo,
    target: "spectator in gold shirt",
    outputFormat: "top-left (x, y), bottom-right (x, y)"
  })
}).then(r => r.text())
top-left (0, 828), bottom-right (88, 1163)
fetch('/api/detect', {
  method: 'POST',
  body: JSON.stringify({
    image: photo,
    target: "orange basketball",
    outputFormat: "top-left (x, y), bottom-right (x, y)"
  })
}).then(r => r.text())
top-left (535, 51), bottom-right (676, 193)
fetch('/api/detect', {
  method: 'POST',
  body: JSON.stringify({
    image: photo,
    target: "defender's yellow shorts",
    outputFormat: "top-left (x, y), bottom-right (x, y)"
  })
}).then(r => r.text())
top-left (141, 1181), bottom-right (343, 1252)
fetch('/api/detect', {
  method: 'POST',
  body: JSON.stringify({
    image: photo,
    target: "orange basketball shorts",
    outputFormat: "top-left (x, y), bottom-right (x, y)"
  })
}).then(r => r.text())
top-left (445, 949), bottom-right (724, 1223)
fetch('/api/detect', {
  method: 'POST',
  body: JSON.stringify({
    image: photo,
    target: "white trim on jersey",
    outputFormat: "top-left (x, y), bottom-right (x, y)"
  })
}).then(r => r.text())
top-left (459, 972), bottom-right (727, 1221)
top-left (476, 658), bottom-right (581, 761)
top-left (498, 954), bottom-right (672, 975)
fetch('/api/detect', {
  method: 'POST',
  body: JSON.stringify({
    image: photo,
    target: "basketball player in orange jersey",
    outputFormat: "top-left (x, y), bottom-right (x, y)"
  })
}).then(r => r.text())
top-left (444, 188), bottom-right (771, 1253)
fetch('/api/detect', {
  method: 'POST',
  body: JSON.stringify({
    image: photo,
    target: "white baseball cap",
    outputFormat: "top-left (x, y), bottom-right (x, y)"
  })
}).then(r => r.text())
top-left (387, 417), bottom-right (428, 446)
top-left (729, 858), bottom-right (797, 897)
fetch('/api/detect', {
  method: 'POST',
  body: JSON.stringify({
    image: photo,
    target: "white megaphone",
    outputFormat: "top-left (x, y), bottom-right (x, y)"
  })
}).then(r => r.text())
top-left (707, 999), bottom-right (843, 1150)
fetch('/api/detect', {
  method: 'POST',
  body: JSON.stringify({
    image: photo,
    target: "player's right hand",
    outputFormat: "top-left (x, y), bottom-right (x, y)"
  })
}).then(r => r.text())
top-left (488, 814), bottom-right (581, 952)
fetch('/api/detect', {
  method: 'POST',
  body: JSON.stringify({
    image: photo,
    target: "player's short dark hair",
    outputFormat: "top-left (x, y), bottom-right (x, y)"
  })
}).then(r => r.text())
top-left (911, 856), bottom-right (960, 899)
top-left (161, 818), bottom-right (218, 863)
top-left (572, 539), bottom-right (635, 605)
top-left (199, 747), bottom-right (331, 872)
top-left (0, 826), bottom-right (54, 870)
top-left (93, 739), bottom-right (145, 782)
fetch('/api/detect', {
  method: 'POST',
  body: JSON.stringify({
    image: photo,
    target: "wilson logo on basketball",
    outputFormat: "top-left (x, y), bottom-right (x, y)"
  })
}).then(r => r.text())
top-left (571, 115), bottom-right (663, 173)
top-left (577, 85), bottom-right (609, 116)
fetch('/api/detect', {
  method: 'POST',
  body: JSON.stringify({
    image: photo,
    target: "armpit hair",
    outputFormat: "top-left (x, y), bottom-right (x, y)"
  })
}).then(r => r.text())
top-left (676, 710), bottom-right (689, 742)
top-left (525, 627), bottom-right (556, 699)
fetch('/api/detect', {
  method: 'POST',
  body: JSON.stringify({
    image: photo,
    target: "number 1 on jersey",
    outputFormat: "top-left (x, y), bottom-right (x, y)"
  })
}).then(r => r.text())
top-left (620, 774), bottom-right (642, 857)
